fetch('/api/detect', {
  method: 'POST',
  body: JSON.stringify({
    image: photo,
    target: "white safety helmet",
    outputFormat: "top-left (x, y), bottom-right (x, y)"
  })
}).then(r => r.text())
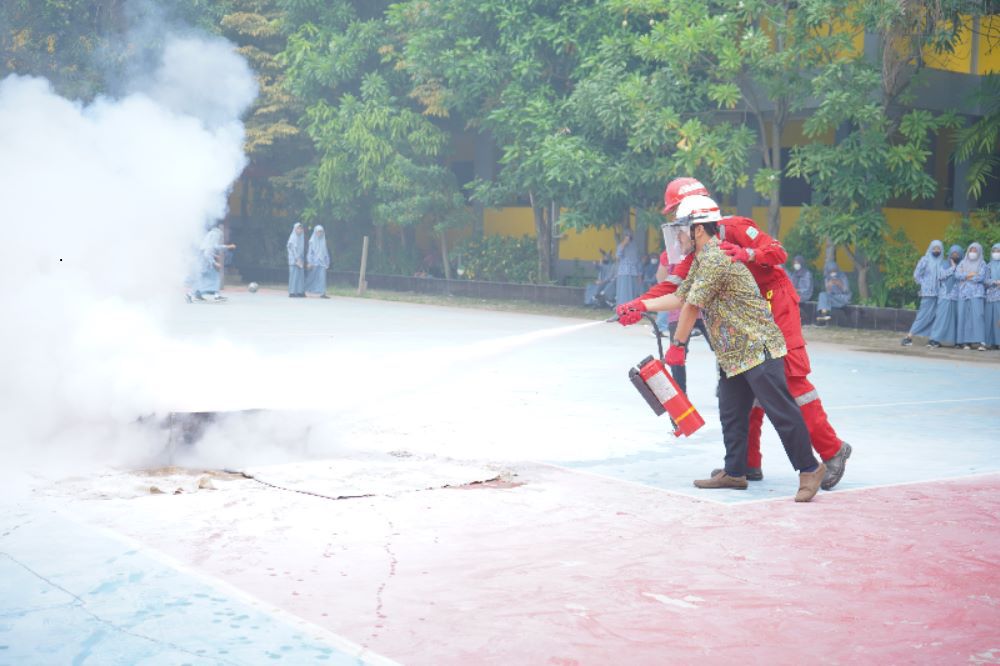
top-left (661, 194), bottom-right (721, 264)
top-left (674, 194), bottom-right (722, 225)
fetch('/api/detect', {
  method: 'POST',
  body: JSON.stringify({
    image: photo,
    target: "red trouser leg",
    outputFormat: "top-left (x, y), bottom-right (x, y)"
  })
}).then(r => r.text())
top-left (746, 404), bottom-right (764, 468)
top-left (784, 347), bottom-right (841, 460)
top-left (786, 374), bottom-right (841, 461)
top-left (744, 347), bottom-right (842, 467)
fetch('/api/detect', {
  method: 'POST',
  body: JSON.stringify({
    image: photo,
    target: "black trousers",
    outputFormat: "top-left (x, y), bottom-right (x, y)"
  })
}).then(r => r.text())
top-left (718, 356), bottom-right (817, 477)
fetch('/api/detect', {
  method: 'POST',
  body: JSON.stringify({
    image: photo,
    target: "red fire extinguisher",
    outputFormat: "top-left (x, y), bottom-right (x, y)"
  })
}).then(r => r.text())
top-left (619, 314), bottom-right (705, 438)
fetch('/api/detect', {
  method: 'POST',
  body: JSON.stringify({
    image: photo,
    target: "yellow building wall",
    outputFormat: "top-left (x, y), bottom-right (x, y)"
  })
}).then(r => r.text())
top-left (560, 225), bottom-right (619, 261)
top-left (821, 14), bottom-right (865, 59)
top-left (750, 206), bottom-right (961, 270)
top-left (485, 206), bottom-right (659, 261)
top-left (979, 15), bottom-right (1000, 74)
top-left (483, 206), bottom-right (535, 237)
top-left (922, 15), bottom-right (975, 74)
top-left (750, 206), bottom-right (803, 244)
top-left (483, 204), bottom-right (961, 270)
top-left (884, 208), bottom-right (962, 252)
top-left (917, 14), bottom-right (1000, 75)
top-left (761, 119), bottom-right (834, 149)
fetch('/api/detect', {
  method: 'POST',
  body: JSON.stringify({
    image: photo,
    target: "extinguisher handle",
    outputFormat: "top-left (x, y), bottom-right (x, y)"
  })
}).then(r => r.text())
top-left (644, 312), bottom-right (664, 358)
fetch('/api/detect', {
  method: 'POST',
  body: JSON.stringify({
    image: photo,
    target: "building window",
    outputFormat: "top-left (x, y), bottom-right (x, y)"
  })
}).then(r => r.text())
top-left (779, 148), bottom-right (812, 206)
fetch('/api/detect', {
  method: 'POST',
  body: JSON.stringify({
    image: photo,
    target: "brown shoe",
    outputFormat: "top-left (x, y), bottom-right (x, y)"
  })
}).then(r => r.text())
top-left (795, 463), bottom-right (827, 502)
top-left (712, 467), bottom-right (763, 481)
top-left (694, 471), bottom-right (748, 490)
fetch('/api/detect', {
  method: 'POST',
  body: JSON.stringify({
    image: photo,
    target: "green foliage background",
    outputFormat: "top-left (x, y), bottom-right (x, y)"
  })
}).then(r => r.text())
top-left (2, 0), bottom-right (997, 300)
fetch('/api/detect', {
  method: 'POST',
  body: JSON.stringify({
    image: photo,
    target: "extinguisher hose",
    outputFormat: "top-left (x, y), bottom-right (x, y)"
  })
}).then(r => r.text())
top-left (606, 312), bottom-right (665, 358)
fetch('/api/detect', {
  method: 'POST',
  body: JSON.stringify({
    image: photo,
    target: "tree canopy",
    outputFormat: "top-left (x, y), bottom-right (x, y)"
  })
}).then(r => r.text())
top-left (3, 0), bottom-right (997, 289)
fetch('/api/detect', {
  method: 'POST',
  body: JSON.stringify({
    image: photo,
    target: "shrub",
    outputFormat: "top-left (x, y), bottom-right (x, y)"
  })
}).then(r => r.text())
top-left (943, 205), bottom-right (1000, 252)
top-left (782, 213), bottom-right (825, 298)
top-left (451, 235), bottom-right (539, 283)
top-left (870, 227), bottom-right (922, 309)
top-left (782, 216), bottom-right (824, 268)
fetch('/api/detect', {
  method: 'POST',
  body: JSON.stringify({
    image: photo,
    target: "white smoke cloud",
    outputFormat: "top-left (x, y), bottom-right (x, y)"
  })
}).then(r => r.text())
top-left (0, 30), bottom-right (257, 476)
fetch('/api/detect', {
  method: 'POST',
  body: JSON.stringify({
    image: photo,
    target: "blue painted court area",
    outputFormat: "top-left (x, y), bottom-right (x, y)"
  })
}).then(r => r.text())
top-left (557, 345), bottom-right (1000, 504)
top-left (0, 508), bottom-right (390, 666)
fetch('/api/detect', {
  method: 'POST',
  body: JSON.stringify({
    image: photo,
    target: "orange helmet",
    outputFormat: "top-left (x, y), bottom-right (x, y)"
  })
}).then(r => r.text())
top-left (662, 177), bottom-right (709, 214)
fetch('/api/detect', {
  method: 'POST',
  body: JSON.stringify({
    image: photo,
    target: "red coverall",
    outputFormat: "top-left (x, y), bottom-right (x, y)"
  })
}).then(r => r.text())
top-left (642, 217), bottom-right (842, 463)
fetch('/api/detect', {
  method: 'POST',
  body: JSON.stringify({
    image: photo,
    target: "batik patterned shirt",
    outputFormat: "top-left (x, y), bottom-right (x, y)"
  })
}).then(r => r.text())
top-left (677, 237), bottom-right (787, 377)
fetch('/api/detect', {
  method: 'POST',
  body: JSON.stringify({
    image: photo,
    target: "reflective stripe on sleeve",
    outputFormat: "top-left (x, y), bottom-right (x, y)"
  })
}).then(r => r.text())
top-left (794, 389), bottom-right (819, 406)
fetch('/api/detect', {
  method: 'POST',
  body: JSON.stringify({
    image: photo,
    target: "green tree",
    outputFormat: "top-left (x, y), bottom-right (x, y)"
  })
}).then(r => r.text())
top-left (613, 0), bottom-right (852, 237)
top-left (389, 0), bottom-right (620, 282)
top-left (1, 0), bottom-right (122, 98)
top-left (555, 29), bottom-right (755, 238)
top-left (218, 0), bottom-right (314, 268)
top-left (787, 1), bottom-right (974, 299)
top-left (0, 1), bottom-right (232, 99)
top-left (280, 0), bottom-right (470, 274)
top-left (954, 73), bottom-right (1000, 202)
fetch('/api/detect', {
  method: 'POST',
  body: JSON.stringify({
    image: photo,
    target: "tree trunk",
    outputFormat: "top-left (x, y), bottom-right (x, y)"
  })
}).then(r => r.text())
top-left (767, 115), bottom-right (783, 237)
top-left (824, 239), bottom-right (836, 265)
top-left (529, 191), bottom-right (551, 283)
top-left (855, 248), bottom-right (869, 302)
top-left (550, 201), bottom-right (561, 278)
top-left (439, 231), bottom-right (451, 281)
top-left (239, 176), bottom-right (249, 223)
top-left (401, 225), bottom-right (414, 253)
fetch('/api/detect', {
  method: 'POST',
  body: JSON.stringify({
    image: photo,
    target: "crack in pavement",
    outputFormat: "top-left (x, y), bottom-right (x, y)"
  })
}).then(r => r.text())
top-left (0, 551), bottom-right (242, 665)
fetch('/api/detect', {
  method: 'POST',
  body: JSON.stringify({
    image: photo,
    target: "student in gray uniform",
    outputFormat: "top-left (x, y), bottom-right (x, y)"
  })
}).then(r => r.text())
top-left (986, 243), bottom-right (1000, 349)
top-left (584, 250), bottom-right (616, 306)
top-left (305, 225), bottom-right (330, 298)
top-left (187, 223), bottom-right (235, 303)
top-left (928, 244), bottom-right (964, 348)
top-left (901, 240), bottom-right (944, 346)
top-left (287, 222), bottom-right (306, 298)
top-left (615, 229), bottom-right (641, 306)
top-left (815, 261), bottom-right (851, 324)
top-left (955, 242), bottom-right (988, 350)
top-left (789, 255), bottom-right (813, 302)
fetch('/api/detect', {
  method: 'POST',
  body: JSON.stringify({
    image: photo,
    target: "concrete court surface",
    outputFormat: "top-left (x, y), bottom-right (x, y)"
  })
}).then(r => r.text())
top-left (2, 288), bottom-right (999, 665)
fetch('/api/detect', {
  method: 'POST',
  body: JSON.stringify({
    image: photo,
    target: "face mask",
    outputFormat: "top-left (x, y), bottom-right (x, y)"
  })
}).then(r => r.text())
top-left (651, 259), bottom-right (658, 265)
top-left (931, 251), bottom-right (941, 257)
top-left (793, 263), bottom-right (801, 271)
top-left (993, 252), bottom-right (1000, 261)
top-left (829, 272), bottom-right (837, 278)
top-left (952, 254), bottom-right (960, 262)
top-left (968, 252), bottom-right (979, 261)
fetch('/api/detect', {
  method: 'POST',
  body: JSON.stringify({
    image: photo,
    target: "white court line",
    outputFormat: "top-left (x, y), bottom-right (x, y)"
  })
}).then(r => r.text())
top-left (536, 460), bottom-right (1000, 509)
top-left (729, 469), bottom-right (1000, 506)
top-left (826, 396), bottom-right (1000, 410)
top-left (52, 507), bottom-right (401, 666)
top-left (533, 460), bottom-right (736, 507)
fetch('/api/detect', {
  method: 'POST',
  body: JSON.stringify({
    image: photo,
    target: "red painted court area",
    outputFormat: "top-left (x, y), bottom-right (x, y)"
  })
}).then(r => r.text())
top-left (90, 463), bottom-right (1000, 665)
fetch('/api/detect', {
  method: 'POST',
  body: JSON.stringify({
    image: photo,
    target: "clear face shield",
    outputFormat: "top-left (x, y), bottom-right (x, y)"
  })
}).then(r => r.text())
top-left (661, 220), bottom-right (694, 265)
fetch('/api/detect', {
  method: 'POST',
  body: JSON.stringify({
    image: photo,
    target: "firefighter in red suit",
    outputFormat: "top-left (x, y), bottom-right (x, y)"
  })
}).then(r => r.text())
top-left (617, 178), bottom-right (852, 490)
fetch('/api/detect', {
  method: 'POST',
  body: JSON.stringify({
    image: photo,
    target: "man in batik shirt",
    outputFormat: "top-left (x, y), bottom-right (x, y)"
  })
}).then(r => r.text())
top-left (619, 195), bottom-right (826, 502)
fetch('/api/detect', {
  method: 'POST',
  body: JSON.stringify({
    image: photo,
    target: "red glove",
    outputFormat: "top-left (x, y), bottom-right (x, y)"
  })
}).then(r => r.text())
top-left (615, 299), bottom-right (647, 326)
top-left (665, 343), bottom-right (687, 366)
top-left (719, 240), bottom-right (751, 263)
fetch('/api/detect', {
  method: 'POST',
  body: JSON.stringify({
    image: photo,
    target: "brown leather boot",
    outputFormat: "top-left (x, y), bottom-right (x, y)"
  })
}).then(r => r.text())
top-left (694, 470), bottom-right (748, 490)
top-left (795, 463), bottom-right (827, 502)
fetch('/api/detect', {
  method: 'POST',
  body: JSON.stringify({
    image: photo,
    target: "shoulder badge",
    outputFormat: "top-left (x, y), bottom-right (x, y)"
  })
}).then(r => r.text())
top-left (746, 226), bottom-right (759, 240)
